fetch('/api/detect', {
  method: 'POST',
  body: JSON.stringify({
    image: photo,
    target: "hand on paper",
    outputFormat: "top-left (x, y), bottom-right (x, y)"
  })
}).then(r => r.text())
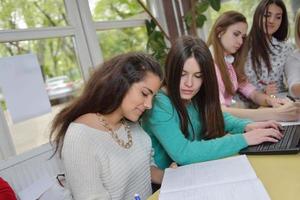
top-left (267, 96), bottom-right (289, 107)
top-left (275, 101), bottom-right (300, 121)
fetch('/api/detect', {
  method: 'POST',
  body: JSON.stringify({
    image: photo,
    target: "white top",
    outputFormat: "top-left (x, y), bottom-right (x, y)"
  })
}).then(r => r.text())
top-left (62, 122), bottom-right (153, 200)
top-left (285, 49), bottom-right (300, 97)
top-left (245, 37), bottom-right (293, 93)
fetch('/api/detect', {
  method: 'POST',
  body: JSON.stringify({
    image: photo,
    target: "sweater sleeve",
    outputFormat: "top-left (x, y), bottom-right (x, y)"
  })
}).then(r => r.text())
top-left (223, 112), bottom-right (252, 134)
top-left (237, 81), bottom-right (256, 99)
top-left (62, 125), bottom-right (111, 200)
top-left (285, 51), bottom-right (300, 97)
top-left (214, 64), bottom-right (227, 105)
top-left (143, 94), bottom-right (248, 166)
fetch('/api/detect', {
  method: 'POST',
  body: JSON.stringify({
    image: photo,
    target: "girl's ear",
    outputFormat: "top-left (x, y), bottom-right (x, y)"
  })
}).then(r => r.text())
top-left (216, 27), bottom-right (224, 39)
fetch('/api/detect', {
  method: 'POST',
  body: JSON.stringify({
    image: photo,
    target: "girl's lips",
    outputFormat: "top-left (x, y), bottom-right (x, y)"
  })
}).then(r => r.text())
top-left (181, 89), bottom-right (194, 94)
top-left (137, 108), bottom-right (144, 113)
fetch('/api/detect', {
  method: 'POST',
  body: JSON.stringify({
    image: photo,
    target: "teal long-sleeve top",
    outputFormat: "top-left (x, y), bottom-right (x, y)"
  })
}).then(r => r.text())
top-left (141, 90), bottom-right (251, 169)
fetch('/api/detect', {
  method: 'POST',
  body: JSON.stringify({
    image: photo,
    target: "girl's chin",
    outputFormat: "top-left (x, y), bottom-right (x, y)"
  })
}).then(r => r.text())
top-left (180, 95), bottom-right (193, 101)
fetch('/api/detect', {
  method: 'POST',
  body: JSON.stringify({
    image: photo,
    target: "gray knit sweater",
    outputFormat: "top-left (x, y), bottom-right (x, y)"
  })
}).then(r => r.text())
top-left (285, 49), bottom-right (300, 97)
top-left (62, 122), bottom-right (153, 200)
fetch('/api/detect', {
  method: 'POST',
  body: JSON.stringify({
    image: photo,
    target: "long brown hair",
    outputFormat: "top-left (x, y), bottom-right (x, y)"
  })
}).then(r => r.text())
top-left (248, 0), bottom-right (289, 78)
top-left (295, 9), bottom-right (300, 48)
top-left (50, 52), bottom-right (163, 157)
top-left (164, 36), bottom-right (225, 139)
top-left (207, 11), bottom-right (248, 96)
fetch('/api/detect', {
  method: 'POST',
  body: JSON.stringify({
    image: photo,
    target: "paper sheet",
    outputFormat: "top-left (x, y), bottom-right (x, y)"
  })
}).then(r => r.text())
top-left (159, 155), bottom-right (270, 200)
top-left (0, 54), bottom-right (51, 123)
top-left (159, 179), bottom-right (270, 200)
top-left (161, 155), bottom-right (257, 193)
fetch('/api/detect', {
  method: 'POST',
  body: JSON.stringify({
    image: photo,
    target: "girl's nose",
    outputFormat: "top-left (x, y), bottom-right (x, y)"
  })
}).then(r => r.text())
top-left (185, 76), bottom-right (193, 87)
top-left (144, 97), bottom-right (152, 109)
top-left (268, 16), bottom-right (275, 23)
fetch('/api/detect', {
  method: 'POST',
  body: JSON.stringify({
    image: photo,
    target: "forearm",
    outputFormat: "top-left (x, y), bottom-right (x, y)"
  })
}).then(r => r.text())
top-left (291, 84), bottom-right (300, 98)
top-left (223, 112), bottom-right (251, 134)
top-left (151, 166), bottom-right (164, 184)
top-left (221, 106), bottom-right (280, 121)
top-left (249, 90), bottom-right (272, 107)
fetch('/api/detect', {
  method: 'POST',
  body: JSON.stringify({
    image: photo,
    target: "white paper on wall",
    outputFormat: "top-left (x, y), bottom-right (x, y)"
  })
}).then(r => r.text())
top-left (0, 53), bottom-right (51, 123)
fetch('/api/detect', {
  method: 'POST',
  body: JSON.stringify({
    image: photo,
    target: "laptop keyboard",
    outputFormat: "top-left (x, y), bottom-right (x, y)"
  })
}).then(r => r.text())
top-left (251, 126), bottom-right (296, 151)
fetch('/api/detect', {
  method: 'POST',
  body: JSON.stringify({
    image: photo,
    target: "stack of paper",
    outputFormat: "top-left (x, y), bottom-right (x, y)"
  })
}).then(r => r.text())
top-left (159, 155), bottom-right (270, 200)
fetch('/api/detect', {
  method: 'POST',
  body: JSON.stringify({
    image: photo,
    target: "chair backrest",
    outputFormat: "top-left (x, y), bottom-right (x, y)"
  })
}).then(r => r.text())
top-left (0, 143), bottom-right (63, 194)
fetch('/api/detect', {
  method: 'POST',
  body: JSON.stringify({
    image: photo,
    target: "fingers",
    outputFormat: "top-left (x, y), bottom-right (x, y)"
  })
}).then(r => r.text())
top-left (277, 98), bottom-right (289, 105)
top-left (169, 162), bottom-right (178, 168)
top-left (270, 98), bottom-right (287, 108)
top-left (294, 102), bottom-right (300, 107)
top-left (267, 121), bottom-right (281, 130)
top-left (260, 120), bottom-right (281, 130)
top-left (265, 128), bottom-right (283, 140)
top-left (265, 84), bottom-right (278, 95)
top-left (262, 136), bottom-right (279, 143)
top-left (244, 128), bottom-right (283, 146)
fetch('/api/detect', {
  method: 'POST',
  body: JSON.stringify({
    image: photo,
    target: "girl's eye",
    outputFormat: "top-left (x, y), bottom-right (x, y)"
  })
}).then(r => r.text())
top-left (233, 32), bottom-right (239, 37)
top-left (181, 72), bottom-right (187, 77)
top-left (142, 92), bottom-right (148, 97)
top-left (276, 16), bottom-right (282, 20)
top-left (195, 74), bottom-right (202, 78)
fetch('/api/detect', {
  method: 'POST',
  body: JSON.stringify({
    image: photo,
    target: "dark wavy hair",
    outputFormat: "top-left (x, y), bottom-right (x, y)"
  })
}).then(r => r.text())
top-left (248, 0), bottom-right (289, 78)
top-left (164, 36), bottom-right (225, 140)
top-left (50, 52), bottom-right (163, 156)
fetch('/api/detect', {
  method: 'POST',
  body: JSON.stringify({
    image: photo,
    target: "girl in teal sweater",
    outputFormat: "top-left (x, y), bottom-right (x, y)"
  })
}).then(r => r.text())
top-left (142, 36), bottom-right (283, 170)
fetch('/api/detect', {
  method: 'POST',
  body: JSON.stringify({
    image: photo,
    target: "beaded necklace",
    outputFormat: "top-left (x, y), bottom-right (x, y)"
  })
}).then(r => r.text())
top-left (96, 113), bottom-right (133, 149)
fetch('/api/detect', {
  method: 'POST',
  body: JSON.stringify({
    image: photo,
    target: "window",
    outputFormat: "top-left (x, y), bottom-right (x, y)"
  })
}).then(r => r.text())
top-left (0, 0), bottom-right (67, 30)
top-left (0, 37), bottom-right (83, 154)
top-left (0, 0), bottom-right (151, 158)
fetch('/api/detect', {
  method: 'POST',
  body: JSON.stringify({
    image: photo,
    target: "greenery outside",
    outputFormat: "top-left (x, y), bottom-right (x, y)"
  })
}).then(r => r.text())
top-left (97, 26), bottom-right (147, 61)
top-left (0, 0), bottom-right (67, 30)
top-left (90, 0), bottom-right (146, 21)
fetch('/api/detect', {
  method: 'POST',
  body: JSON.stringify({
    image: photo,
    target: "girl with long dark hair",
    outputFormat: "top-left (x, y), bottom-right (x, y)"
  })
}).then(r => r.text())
top-left (142, 36), bottom-right (283, 170)
top-left (245, 0), bottom-right (293, 95)
top-left (50, 52), bottom-right (165, 200)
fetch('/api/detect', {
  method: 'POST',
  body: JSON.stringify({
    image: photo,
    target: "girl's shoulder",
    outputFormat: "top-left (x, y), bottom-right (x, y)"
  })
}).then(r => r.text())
top-left (145, 89), bottom-right (175, 118)
top-left (154, 90), bottom-right (172, 107)
top-left (272, 37), bottom-right (293, 50)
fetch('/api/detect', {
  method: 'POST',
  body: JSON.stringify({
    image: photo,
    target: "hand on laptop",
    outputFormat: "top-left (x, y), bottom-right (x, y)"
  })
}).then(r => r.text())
top-left (243, 128), bottom-right (284, 146)
top-left (244, 120), bottom-right (282, 132)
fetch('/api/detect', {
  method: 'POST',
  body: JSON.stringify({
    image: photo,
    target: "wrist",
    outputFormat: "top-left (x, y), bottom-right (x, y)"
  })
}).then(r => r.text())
top-left (244, 124), bottom-right (252, 132)
top-left (265, 95), bottom-right (276, 107)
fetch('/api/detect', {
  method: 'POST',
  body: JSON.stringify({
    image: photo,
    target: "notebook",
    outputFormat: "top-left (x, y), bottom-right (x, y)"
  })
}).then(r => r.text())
top-left (159, 155), bottom-right (270, 200)
top-left (240, 125), bottom-right (300, 155)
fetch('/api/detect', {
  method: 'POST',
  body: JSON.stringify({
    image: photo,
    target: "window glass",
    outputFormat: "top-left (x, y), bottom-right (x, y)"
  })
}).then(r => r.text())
top-left (0, 0), bottom-right (67, 30)
top-left (0, 37), bottom-right (83, 154)
top-left (88, 0), bottom-right (147, 21)
top-left (97, 26), bottom-right (148, 60)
